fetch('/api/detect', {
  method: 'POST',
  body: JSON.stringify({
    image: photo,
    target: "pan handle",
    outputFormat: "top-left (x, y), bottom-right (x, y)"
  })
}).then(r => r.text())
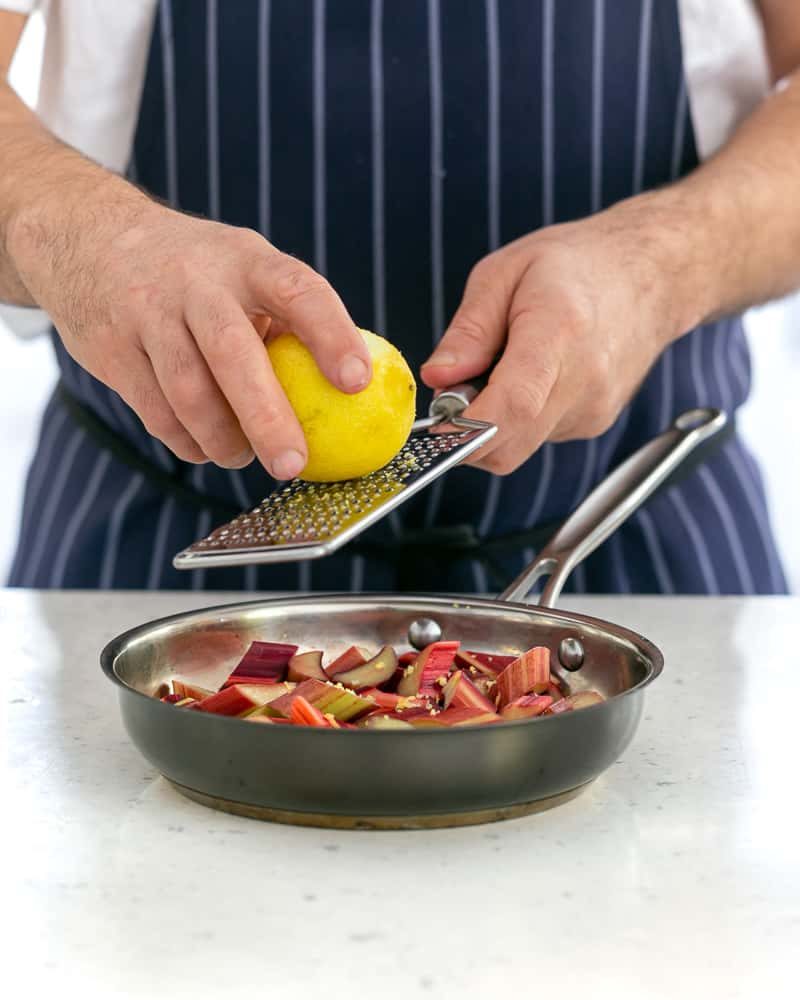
top-left (498, 407), bottom-right (728, 607)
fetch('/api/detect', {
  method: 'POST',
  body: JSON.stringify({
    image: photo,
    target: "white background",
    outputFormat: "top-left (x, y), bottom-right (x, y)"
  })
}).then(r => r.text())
top-left (2, 14), bottom-right (797, 591)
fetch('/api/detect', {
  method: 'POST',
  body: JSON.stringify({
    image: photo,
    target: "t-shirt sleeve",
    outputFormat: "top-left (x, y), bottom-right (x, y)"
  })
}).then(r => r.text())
top-left (0, 1), bottom-right (38, 12)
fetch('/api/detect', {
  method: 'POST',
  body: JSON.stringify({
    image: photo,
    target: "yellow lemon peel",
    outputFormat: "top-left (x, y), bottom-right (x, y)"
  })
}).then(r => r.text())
top-left (267, 329), bottom-right (417, 482)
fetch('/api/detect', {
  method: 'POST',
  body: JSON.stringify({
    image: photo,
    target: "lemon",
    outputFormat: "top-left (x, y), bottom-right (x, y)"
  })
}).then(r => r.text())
top-left (267, 329), bottom-right (417, 482)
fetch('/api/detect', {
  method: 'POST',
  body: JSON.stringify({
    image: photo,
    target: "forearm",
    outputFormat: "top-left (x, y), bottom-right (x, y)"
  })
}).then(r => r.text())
top-left (0, 79), bottom-right (148, 306)
top-left (616, 70), bottom-right (800, 338)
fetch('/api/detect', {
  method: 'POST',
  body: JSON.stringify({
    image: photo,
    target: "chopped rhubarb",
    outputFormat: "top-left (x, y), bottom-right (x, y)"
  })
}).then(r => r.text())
top-left (383, 704), bottom-right (439, 723)
top-left (287, 650), bottom-right (327, 683)
top-left (325, 645), bottom-right (371, 679)
top-left (406, 714), bottom-right (448, 728)
top-left (500, 694), bottom-right (554, 720)
top-left (457, 651), bottom-right (516, 677)
top-left (267, 679), bottom-right (331, 717)
top-left (567, 690), bottom-right (604, 709)
top-left (472, 675), bottom-right (498, 700)
top-left (435, 706), bottom-right (501, 726)
top-left (397, 640), bottom-right (460, 697)
top-left (221, 641), bottom-right (298, 687)
top-left (496, 646), bottom-right (550, 708)
top-left (244, 712), bottom-right (276, 724)
top-left (333, 646), bottom-right (398, 691)
top-left (361, 688), bottom-right (404, 709)
top-left (172, 679), bottom-right (214, 701)
top-left (317, 688), bottom-right (376, 722)
top-left (290, 696), bottom-right (333, 727)
top-left (195, 683), bottom-right (287, 717)
top-left (158, 636), bottom-right (605, 730)
top-left (441, 671), bottom-right (460, 709)
top-left (268, 678), bottom-right (376, 722)
top-left (361, 715), bottom-right (414, 730)
top-left (441, 670), bottom-right (497, 714)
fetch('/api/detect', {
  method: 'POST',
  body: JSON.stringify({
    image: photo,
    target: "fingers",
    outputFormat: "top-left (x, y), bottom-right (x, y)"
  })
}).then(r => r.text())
top-left (113, 349), bottom-right (208, 464)
top-left (185, 288), bottom-right (308, 480)
top-left (421, 256), bottom-right (517, 388)
top-left (245, 252), bottom-right (371, 393)
top-left (143, 323), bottom-right (254, 469)
top-left (460, 307), bottom-right (562, 475)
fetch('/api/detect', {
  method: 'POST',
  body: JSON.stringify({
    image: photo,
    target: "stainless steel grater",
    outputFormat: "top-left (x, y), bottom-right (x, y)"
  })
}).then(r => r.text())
top-left (173, 386), bottom-right (496, 569)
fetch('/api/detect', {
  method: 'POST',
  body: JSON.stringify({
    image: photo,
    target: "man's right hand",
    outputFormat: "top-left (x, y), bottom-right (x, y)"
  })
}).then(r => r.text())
top-left (1, 16), bottom-right (371, 478)
top-left (8, 187), bottom-right (372, 477)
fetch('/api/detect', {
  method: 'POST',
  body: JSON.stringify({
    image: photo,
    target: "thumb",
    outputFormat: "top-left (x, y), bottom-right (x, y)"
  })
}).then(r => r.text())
top-left (420, 260), bottom-right (511, 388)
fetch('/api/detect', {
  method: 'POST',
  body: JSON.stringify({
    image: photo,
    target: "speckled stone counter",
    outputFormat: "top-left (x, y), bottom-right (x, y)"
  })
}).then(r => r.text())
top-left (5, 591), bottom-right (799, 999)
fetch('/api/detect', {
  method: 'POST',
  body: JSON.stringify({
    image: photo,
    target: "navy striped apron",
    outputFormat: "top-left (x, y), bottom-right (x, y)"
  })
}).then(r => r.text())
top-left (9, 0), bottom-right (788, 595)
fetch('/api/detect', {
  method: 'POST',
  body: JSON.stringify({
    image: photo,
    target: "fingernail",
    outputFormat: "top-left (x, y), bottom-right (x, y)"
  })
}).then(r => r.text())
top-left (422, 350), bottom-right (457, 368)
top-left (224, 448), bottom-right (255, 470)
top-left (271, 449), bottom-right (305, 480)
top-left (339, 354), bottom-right (370, 391)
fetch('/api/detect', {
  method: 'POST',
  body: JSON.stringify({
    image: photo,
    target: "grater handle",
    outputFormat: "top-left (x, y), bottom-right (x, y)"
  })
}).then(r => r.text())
top-left (428, 372), bottom-right (491, 424)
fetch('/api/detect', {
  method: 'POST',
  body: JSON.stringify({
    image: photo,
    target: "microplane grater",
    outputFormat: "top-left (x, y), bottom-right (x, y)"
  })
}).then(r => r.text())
top-left (173, 388), bottom-right (496, 570)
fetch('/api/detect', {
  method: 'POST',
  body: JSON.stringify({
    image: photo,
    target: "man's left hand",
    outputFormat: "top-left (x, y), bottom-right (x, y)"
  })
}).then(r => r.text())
top-left (421, 195), bottom-right (699, 474)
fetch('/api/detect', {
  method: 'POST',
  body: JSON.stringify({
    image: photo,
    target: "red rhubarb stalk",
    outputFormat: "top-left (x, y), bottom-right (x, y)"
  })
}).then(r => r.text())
top-left (325, 645), bottom-right (371, 679)
top-left (268, 678), bottom-right (376, 722)
top-left (290, 696), bottom-right (332, 727)
top-left (221, 641), bottom-right (298, 687)
top-left (434, 705), bottom-right (501, 726)
top-left (496, 646), bottom-right (550, 708)
top-left (333, 646), bottom-right (398, 691)
top-left (287, 650), bottom-right (327, 683)
top-left (566, 690), bottom-right (604, 710)
top-left (397, 640), bottom-right (460, 697)
top-left (442, 670), bottom-right (496, 713)
top-left (500, 694), bottom-right (553, 720)
top-left (361, 715), bottom-right (414, 730)
top-left (172, 680), bottom-right (214, 701)
top-left (194, 683), bottom-right (284, 717)
top-left (456, 651), bottom-right (516, 677)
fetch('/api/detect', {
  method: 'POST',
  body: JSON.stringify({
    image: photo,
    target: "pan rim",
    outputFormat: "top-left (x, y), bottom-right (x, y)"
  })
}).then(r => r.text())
top-left (100, 592), bottom-right (663, 733)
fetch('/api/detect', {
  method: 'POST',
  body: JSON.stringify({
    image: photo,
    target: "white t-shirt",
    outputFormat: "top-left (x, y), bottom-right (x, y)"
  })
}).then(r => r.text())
top-left (3, 0), bottom-right (771, 170)
top-left (0, 0), bottom-right (773, 333)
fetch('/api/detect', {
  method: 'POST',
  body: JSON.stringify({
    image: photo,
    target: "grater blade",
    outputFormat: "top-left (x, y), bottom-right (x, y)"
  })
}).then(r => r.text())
top-left (173, 416), bottom-right (496, 569)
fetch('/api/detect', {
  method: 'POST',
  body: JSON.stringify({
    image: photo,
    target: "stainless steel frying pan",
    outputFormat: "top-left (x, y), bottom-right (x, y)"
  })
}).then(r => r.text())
top-left (102, 408), bottom-right (726, 829)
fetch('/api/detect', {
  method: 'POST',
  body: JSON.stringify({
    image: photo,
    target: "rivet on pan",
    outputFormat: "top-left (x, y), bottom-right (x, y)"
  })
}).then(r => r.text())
top-left (558, 637), bottom-right (585, 671)
top-left (407, 618), bottom-right (442, 650)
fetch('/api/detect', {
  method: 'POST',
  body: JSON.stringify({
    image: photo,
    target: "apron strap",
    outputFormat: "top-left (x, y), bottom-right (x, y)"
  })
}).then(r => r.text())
top-left (56, 381), bottom-right (241, 521)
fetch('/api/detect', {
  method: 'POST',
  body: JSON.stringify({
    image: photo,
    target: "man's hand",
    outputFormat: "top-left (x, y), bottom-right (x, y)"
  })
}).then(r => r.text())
top-left (1, 20), bottom-right (371, 480)
top-left (8, 187), bottom-right (371, 476)
top-left (421, 196), bottom-right (697, 475)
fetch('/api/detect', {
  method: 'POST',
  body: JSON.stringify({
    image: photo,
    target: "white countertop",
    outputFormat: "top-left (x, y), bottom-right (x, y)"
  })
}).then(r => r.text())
top-left (5, 590), bottom-right (800, 999)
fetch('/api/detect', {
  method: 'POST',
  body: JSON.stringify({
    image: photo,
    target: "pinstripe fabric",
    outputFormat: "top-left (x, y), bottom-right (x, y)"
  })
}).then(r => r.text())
top-left (20, 428), bottom-right (87, 587)
top-left (370, 0), bottom-right (386, 338)
top-left (421, 0), bottom-right (447, 540)
top-left (257, 0), bottom-right (271, 238)
top-left (50, 451), bottom-right (112, 588)
top-left (8, 0), bottom-right (787, 596)
top-left (99, 472), bottom-right (146, 589)
top-left (147, 496), bottom-right (175, 590)
top-left (206, 0), bottom-right (220, 221)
